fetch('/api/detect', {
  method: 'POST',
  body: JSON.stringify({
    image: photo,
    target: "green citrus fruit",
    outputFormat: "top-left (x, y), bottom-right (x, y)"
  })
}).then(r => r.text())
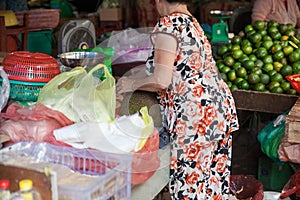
top-left (268, 81), bottom-right (281, 90)
top-left (231, 84), bottom-right (239, 91)
top-left (254, 20), bottom-right (266, 30)
top-left (233, 62), bottom-right (242, 70)
top-left (262, 40), bottom-right (273, 50)
top-left (255, 59), bottom-right (264, 68)
top-left (220, 73), bottom-right (228, 81)
top-left (243, 60), bottom-right (255, 71)
top-left (273, 61), bottom-right (283, 72)
top-left (224, 56), bottom-right (235, 67)
top-left (218, 45), bottom-right (228, 56)
top-left (281, 81), bottom-right (291, 92)
top-left (249, 32), bottom-right (262, 43)
top-left (273, 51), bottom-right (285, 61)
top-left (283, 46), bottom-right (294, 56)
top-left (271, 72), bottom-right (284, 83)
top-left (260, 73), bottom-right (270, 85)
top-left (271, 86), bottom-right (283, 94)
top-left (239, 80), bottom-right (250, 90)
top-left (232, 35), bottom-right (242, 45)
top-left (253, 83), bottom-right (266, 91)
top-left (263, 55), bottom-right (273, 64)
top-left (248, 73), bottom-right (261, 84)
top-left (245, 24), bottom-right (254, 33)
top-left (280, 65), bottom-right (293, 76)
top-left (242, 45), bottom-right (253, 55)
top-left (252, 67), bottom-right (263, 75)
top-left (227, 70), bottom-right (237, 82)
top-left (232, 49), bottom-right (244, 59)
top-left (221, 66), bottom-right (231, 74)
top-left (263, 63), bottom-right (274, 72)
top-left (236, 67), bottom-right (247, 78)
top-left (271, 44), bottom-right (283, 53)
top-left (263, 35), bottom-right (272, 41)
top-left (289, 52), bottom-right (300, 63)
top-left (249, 54), bottom-right (257, 62)
top-left (256, 47), bottom-right (268, 58)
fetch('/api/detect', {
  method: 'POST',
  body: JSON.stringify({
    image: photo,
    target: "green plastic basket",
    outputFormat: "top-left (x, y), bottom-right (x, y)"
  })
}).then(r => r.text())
top-left (0, 79), bottom-right (47, 102)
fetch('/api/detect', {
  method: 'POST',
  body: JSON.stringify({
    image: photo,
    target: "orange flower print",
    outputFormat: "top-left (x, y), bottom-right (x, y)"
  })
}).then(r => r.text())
top-left (217, 121), bottom-right (225, 133)
top-left (176, 118), bottom-right (187, 136)
top-left (193, 119), bottom-right (207, 136)
top-left (186, 171), bottom-right (200, 185)
top-left (192, 85), bottom-right (204, 98)
top-left (171, 156), bottom-right (178, 169)
top-left (197, 182), bottom-right (205, 195)
top-left (176, 81), bottom-right (187, 96)
top-left (214, 154), bottom-right (228, 173)
top-left (204, 106), bottom-right (217, 125)
top-left (185, 142), bottom-right (201, 160)
top-left (213, 194), bottom-right (223, 200)
top-left (161, 17), bottom-right (173, 27)
top-left (186, 101), bottom-right (202, 118)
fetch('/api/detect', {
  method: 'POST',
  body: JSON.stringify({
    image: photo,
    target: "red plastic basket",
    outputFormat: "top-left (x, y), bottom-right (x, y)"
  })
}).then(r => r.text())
top-left (2, 51), bottom-right (60, 82)
top-left (286, 74), bottom-right (300, 93)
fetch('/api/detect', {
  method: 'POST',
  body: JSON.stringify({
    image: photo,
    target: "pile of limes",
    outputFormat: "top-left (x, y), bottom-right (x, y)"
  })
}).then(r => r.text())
top-left (215, 20), bottom-right (300, 95)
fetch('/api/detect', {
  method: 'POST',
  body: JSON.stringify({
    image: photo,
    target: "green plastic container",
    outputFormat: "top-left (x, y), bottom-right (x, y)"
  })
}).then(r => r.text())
top-left (27, 30), bottom-right (53, 55)
top-left (258, 156), bottom-right (294, 192)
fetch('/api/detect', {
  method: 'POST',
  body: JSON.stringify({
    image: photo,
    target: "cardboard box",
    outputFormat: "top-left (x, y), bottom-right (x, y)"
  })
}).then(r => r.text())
top-left (99, 8), bottom-right (123, 21)
top-left (285, 97), bottom-right (300, 143)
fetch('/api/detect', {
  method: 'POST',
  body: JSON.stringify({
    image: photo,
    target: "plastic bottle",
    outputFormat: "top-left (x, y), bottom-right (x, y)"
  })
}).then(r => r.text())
top-left (10, 179), bottom-right (41, 200)
top-left (0, 179), bottom-right (11, 200)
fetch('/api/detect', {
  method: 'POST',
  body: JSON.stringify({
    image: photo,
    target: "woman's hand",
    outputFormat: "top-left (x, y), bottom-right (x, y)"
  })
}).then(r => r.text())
top-left (116, 76), bottom-right (134, 94)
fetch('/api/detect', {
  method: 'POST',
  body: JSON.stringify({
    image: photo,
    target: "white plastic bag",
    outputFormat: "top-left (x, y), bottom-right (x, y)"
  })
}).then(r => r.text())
top-left (53, 107), bottom-right (154, 154)
top-left (0, 66), bottom-right (10, 111)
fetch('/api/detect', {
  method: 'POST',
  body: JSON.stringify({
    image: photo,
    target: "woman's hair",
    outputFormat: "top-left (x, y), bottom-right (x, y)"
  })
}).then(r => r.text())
top-left (166, 0), bottom-right (193, 3)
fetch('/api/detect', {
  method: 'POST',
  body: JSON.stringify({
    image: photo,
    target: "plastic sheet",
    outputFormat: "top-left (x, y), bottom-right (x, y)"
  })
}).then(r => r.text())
top-left (0, 103), bottom-right (73, 145)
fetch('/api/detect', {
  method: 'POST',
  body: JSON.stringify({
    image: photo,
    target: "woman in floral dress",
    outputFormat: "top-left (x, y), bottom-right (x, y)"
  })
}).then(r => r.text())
top-left (116, 0), bottom-right (239, 199)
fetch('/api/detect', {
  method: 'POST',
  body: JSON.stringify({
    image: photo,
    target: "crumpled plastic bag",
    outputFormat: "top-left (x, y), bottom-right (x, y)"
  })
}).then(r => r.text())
top-left (0, 66), bottom-right (10, 112)
top-left (37, 64), bottom-right (116, 123)
top-left (280, 169), bottom-right (300, 199)
top-left (0, 103), bottom-right (73, 145)
top-left (230, 174), bottom-right (264, 200)
top-left (257, 113), bottom-right (286, 163)
top-left (278, 140), bottom-right (300, 164)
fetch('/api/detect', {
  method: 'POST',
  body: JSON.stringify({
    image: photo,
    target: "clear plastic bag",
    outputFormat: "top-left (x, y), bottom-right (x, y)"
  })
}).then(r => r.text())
top-left (0, 66), bottom-right (10, 112)
top-left (37, 64), bottom-right (116, 123)
top-left (102, 28), bottom-right (152, 64)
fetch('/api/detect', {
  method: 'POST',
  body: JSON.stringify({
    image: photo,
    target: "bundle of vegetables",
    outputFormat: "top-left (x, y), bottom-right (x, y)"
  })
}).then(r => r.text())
top-left (215, 20), bottom-right (300, 94)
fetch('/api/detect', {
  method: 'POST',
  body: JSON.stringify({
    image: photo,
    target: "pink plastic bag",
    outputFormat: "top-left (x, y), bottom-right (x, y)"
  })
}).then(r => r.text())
top-left (0, 103), bottom-right (73, 145)
top-left (131, 128), bottom-right (160, 185)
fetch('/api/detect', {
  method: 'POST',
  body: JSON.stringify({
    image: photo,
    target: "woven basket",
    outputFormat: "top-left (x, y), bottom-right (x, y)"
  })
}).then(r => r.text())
top-left (15, 9), bottom-right (60, 31)
top-left (0, 78), bottom-right (47, 102)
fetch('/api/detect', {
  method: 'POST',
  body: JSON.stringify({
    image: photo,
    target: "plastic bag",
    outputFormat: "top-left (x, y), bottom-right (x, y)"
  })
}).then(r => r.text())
top-left (0, 103), bottom-right (73, 145)
top-left (278, 137), bottom-right (300, 164)
top-left (0, 66), bottom-right (10, 112)
top-left (102, 28), bottom-right (152, 64)
top-left (230, 174), bottom-right (264, 200)
top-left (257, 113), bottom-right (286, 163)
top-left (53, 106), bottom-right (160, 185)
top-left (37, 64), bottom-right (116, 123)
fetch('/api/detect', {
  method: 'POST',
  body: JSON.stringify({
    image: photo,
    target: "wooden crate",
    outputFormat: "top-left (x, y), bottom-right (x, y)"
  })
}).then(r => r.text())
top-left (285, 97), bottom-right (300, 143)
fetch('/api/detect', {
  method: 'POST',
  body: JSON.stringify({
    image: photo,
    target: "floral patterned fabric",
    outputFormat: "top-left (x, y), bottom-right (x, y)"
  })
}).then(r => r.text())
top-left (145, 12), bottom-right (239, 199)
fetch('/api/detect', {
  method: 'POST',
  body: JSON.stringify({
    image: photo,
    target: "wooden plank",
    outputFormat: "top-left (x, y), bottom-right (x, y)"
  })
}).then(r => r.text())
top-left (0, 164), bottom-right (53, 200)
top-left (232, 90), bottom-right (298, 114)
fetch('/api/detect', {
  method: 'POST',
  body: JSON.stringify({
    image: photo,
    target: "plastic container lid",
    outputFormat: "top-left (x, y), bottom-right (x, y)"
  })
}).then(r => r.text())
top-left (0, 179), bottom-right (10, 190)
top-left (19, 179), bottom-right (33, 191)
